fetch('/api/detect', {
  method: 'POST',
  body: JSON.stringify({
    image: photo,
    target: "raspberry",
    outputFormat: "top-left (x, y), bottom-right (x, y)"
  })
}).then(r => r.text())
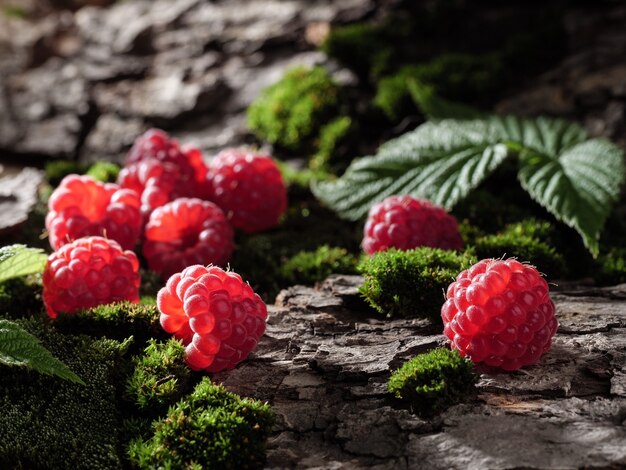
top-left (143, 198), bottom-right (234, 279)
top-left (156, 265), bottom-right (267, 372)
top-left (126, 128), bottom-right (209, 198)
top-left (206, 149), bottom-right (287, 233)
top-left (42, 236), bottom-right (140, 318)
top-left (117, 159), bottom-right (186, 222)
top-left (46, 174), bottom-right (142, 250)
top-left (441, 258), bottom-right (558, 371)
top-left (362, 195), bottom-right (463, 254)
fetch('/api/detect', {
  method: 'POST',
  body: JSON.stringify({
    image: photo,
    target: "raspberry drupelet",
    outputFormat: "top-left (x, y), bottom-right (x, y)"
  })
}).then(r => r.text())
top-left (205, 149), bottom-right (287, 233)
top-left (143, 198), bottom-right (234, 280)
top-left (46, 174), bottom-right (142, 250)
top-left (362, 195), bottom-right (463, 254)
top-left (157, 265), bottom-right (267, 372)
top-left (117, 159), bottom-right (187, 223)
top-left (442, 258), bottom-right (558, 371)
top-left (43, 236), bottom-right (140, 318)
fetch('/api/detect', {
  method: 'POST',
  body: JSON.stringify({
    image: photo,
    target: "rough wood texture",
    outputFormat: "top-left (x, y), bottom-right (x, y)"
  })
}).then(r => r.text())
top-left (212, 275), bottom-right (626, 469)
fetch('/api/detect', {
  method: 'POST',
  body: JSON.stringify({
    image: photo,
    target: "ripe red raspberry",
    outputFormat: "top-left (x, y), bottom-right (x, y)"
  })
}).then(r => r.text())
top-left (42, 236), bottom-right (140, 318)
top-left (362, 195), bottom-right (463, 254)
top-left (126, 128), bottom-right (210, 198)
top-left (156, 265), bottom-right (267, 372)
top-left (46, 174), bottom-right (142, 250)
top-left (117, 159), bottom-right (186, 222)
top-left (441, 258), bottom-right (558, 371)
top-left (206, 149), bottom-right (287, 233)
top-left (143, 198), bottom-right (234, 279)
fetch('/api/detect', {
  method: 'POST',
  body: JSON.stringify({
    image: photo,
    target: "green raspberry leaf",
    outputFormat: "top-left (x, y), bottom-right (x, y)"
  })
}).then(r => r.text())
top-left (0, 319), bottom-right (85, 384)
top-left (313, 113), bottom-right (624, 256)
top-left (0, 244), bottom-right (48, 283)
top-left (312, 118), bottom-right (511, 220)
top-left (518, 138), bottom-right (625, 257)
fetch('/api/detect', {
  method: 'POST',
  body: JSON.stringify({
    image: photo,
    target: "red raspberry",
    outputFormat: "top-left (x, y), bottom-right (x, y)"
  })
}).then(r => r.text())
top-left (441, 258), bottom-right (558, 371)
top-left (46, 174), bottom-right (142, 250)
top-left (117, 159), bottom-right (186, 222)
top-left (143, 198), bottom-right (234, 279)
top-left (156, 265), bottom-right (267, 372)
top-left (126, 128), bottom-right (210, 198)
top-left (362, 195), bottom-right (463, 254)
top-left (206, 149), bottom-right (287, 233)
top-left (42, 236), bottom-right (140, 318)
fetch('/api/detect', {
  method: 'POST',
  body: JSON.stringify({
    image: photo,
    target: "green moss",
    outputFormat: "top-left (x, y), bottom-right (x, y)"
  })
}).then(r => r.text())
top-left (452, 188), bottom-right (537, 235)
top-left (374, 54), bottom-right (504, 120)
top-left (0, 319), bottom-right (130, 469)
top-left (310, 115), bottom-right (354, 173)
top-left (247, 66), bottom-right (342, 153)
top-left (55, 301), bottom-right (164, 346)
top-left (231, 195), bottom-right (360, 300)
top-left (321, 14), bottom-right (416, 78)
top-left (473, 220), bottom-right (566, 279)
top-left (2, 5), bottom-right (27, 18)
top-left (595, 247), bottom-right (626, 285)
top-left (125, 339), bottom-right (192, 416)
top-left (0, 277), bottom-right (44, 320)
top-left (86, 162), bottom-right (121, 183)
top-left (358, 248), bottom-right (476, 319)
top-left (388, 348), bottom-right (477, 416)
top-left (128, 378), bottom-right (274, 470)
top-left (45, 160), bottom-right (85, 187)
top-left (280, 245), bottom-right (358, 286)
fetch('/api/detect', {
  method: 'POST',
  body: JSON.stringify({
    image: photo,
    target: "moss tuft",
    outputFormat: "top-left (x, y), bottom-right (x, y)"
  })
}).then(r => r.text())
top-left (310, 115), bottom-right (354, 173)
top-left (595, 247), bottom-right (626, 286)
top-left (247, 66), bottom-right (344, 154)
top-left (230, 196), bottom-right (359, 301)
top-left (45, 160), bottom-right (85, 187)
top-left (125, 339), bottom-right (192, 416)
top-left (0, 277), bottom-right (44, 320)
top-left (358, 247), bottom-right (476, 319)
top-left (86, 162), bottom-right (121, 183)
top-left (374, 54), bottom-right (504, 120)
top-left (388, 348), bottom-right (477, 416)
top-left (280, 245), bottom-right (358, 286)
top-left (55, 301), bottom-right (164, 346)
top-left (128, 378), bottom-right (274, 470)
top-left (0, 319), bottom-right (129, 469)
top-left (473, 219), bottom-right (566, 278)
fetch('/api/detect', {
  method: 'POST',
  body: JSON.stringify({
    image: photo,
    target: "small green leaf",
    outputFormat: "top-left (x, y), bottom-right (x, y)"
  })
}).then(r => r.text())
top-left (518, 138), bottom-right (625, 256)
top-left (407, 79), bottom-right (485, 120)
top-left (0, 319), bottom-right (84, 384)
top-left (0, 245), bottom-right (47, 283)
top-left (313, 118), bottom-right (511, 220)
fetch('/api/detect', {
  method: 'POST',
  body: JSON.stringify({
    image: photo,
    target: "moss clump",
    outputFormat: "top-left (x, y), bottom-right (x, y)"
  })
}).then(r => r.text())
top-left (55, 301), bottom-right (164, 346)
top-left (247, 66), bottom-right (348, 158)
top-left (374, 54), bottom-right (504, 120)
top-left (388, 348), bottom-right (477, 416)
top-left (0, 320), bottom-right (129, 469)
top-left (473, 219), bottom-right (566, 279)
top-left (310, 115), bottom-right (354, 173)
top-left (128, 378), bottom-right (274, 470)
top-left (321, 14), bottom-right (417, 79)
top-left (86, 162), bottom-right (121, 183)
top-left (280, 245), bottom-right (359, 286)
top-left (0, 277), bottom-right (44, 320)
top-left (125, 339), bottom-right (192, 416)
top-left (230, 195), bottom-right (360, 300)
top-left (359, 248), bottom-right (476, 319)
top-left (45, 160), bottom-right (86, 187)
top-left (595, 247), bottom-right (626, 285)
